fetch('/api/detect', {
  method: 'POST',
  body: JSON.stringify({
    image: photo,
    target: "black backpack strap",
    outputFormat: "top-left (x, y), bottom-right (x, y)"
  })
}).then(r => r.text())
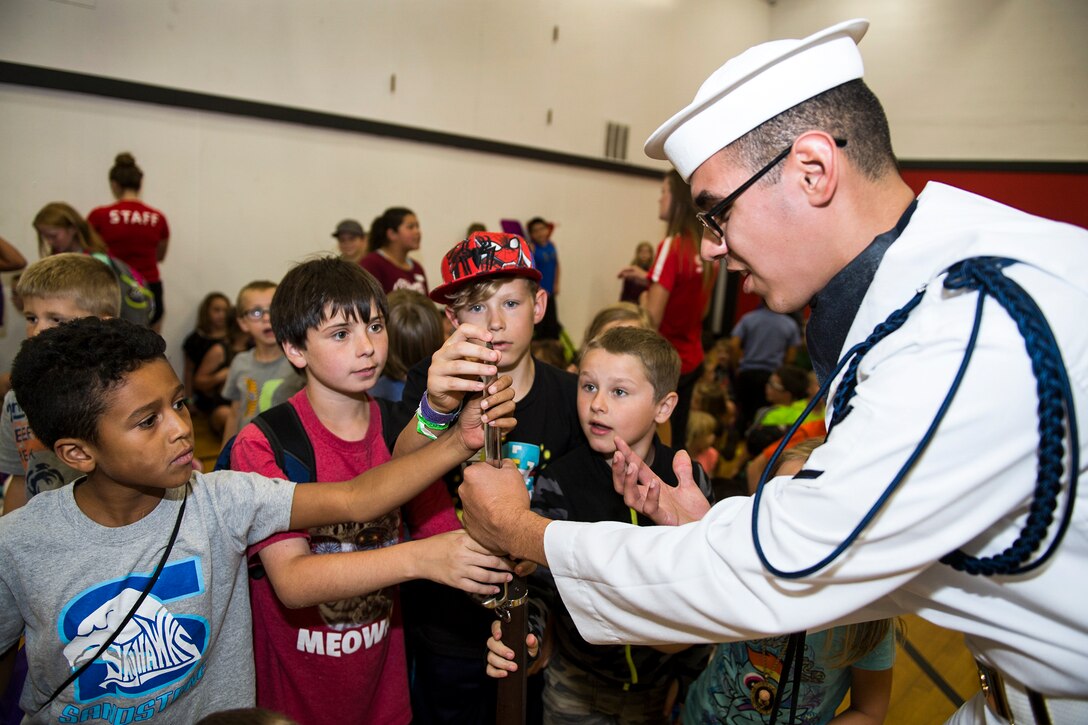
top-left (373, 397), bottom-right (401, 453)
top-left (691, 462), bottom-right (715, 504)
top-left (252, 403), bottom-right (316, 483)
top-left (247, 404), bottom-right (315, 581)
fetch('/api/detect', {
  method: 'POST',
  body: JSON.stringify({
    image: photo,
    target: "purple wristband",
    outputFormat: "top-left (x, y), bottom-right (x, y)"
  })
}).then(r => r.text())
top-left (419, 392), bottom-right (460, 426)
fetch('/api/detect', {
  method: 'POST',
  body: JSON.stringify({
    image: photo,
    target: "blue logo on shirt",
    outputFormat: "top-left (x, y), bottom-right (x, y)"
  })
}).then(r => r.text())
top-left (57, 557), bottom-right (208, 703)
top-left (504, 441), bottom-right (541, 493)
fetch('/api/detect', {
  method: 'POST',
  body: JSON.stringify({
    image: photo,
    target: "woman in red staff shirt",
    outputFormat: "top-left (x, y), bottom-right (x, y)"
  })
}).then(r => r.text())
top-left (88, 152), bottom-right (170, 330)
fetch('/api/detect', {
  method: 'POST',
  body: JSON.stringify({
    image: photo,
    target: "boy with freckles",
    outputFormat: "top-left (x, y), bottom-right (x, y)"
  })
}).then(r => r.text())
top-left (488, 326), bottom-right (715, 724)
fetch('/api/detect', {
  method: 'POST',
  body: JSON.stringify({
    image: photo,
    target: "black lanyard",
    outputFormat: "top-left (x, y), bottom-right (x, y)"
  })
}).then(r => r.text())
top-left (37, 484), bottom-right (189, 713)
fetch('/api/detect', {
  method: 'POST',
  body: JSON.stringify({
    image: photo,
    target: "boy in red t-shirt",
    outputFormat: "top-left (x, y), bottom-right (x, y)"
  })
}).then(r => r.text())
top-left (230, 257), bottom-right (521, 725)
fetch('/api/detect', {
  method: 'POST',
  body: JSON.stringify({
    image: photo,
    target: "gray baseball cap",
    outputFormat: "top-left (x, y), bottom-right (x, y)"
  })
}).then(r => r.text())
top-left (332, 219), bottom-right (366, 238)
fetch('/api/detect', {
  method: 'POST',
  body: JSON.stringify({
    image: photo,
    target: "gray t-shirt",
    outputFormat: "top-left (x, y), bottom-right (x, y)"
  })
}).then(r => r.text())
top-left (221, 350), bottom-right (304, 433)
top-left (0, 470), bottom-right (296, 723)
top-left (731, 307), bottom-right (801, 373)
top-left (0, 390), bottom-right (81, 498)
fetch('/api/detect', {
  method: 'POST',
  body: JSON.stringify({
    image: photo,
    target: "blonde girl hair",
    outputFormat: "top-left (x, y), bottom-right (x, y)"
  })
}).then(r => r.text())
top-left (685, 410), bottom-right (718, 453)
top-left (572, 302), bottom-right (653, 369)
top-left (33, 202), bottom-right (108, 257)
top-left (631, 241), bottom-right (654, 268)
top-left (582, 302), bottom-right (652, 344)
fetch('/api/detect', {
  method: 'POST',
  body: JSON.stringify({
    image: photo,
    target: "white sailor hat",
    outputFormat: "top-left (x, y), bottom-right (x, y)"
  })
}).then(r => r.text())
top-left (645, 18), bottom-right (869, 181)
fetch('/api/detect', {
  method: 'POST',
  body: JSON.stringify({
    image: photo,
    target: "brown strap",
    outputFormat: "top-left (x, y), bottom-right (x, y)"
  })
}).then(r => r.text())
top-left (1028, 688), bottom-right (1053, 725)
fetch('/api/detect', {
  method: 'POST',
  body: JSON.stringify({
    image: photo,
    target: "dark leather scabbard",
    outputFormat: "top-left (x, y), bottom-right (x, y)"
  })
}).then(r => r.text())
top-left (495, 592), bottom-right (528, 725)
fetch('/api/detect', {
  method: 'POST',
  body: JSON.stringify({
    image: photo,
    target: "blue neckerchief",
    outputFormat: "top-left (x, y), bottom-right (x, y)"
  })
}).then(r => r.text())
top-left (807, 199), bottom-right (918, 384)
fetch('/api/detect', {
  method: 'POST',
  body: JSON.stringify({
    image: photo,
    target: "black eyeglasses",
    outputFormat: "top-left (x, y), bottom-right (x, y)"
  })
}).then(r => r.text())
top-left (242, 307), bottom-right (272, 321)
top-left (696, 138), bottom-right (847, 241)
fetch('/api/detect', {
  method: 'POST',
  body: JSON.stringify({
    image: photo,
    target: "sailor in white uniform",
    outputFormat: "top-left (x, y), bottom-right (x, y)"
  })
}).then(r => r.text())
top-left (459, 18), bottom-right (1088, 725)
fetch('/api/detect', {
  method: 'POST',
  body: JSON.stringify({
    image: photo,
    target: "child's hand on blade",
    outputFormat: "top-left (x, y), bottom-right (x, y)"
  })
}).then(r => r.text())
top-left (425, 323), bottom-right (500, 413)
top-left (458, 375), bottom-right (516, 452)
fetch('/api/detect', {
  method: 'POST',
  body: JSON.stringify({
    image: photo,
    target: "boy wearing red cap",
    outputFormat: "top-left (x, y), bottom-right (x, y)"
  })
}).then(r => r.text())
top-left (396, 231), bottom-right (582, 495)
top-left (391, 231), bottom-right (584, 723)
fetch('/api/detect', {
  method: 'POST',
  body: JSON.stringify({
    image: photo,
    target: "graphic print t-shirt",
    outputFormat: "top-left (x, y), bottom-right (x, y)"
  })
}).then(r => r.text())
top-left (0, 471), bottom-right (295, 723)
top-left (231, 391), bottom-right (457, 725)
top-left (0, 390), bottom-right (81, 500)
top-left (221, 351), bottom-right (304, 432)
top-left (683, 626), bottom-right (895, 725)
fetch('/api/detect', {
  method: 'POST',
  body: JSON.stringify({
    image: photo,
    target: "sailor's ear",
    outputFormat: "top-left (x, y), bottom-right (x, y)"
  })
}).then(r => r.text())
top-left (789, 132), bottom-right (840, 207)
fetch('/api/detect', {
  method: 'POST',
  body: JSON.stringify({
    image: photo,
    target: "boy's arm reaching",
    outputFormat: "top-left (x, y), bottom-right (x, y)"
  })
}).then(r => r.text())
top-left (231, 405), bottom-right (515, 608)
top-left (259, 531), bottom-right (515, 608)
top-left (291, 378), bottom-right (515, 529)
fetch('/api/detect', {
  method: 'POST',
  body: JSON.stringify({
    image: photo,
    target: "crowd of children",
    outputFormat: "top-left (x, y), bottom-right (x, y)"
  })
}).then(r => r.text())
top-left (0, 190), bottom-right (878, 725)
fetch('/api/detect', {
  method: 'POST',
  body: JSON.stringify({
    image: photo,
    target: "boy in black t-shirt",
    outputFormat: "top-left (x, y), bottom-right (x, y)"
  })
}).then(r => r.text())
top-left (391, 231), bottom-right (583, 724)
top-left (486, 326), bottom-right (714, 723)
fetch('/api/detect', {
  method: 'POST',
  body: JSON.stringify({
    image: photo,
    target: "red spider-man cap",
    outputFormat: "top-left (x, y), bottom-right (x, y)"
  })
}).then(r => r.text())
top-left (429, 232), bottom-right (542, 304)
